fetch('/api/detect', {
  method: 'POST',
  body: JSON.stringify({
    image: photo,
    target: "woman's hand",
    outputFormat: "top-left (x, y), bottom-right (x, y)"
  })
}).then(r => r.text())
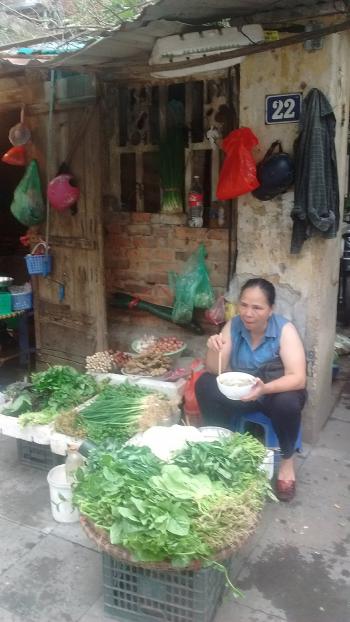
top-left (240, 377), bottom-right (265, 401)
top-left (206, 333), bottom-right (226, 352)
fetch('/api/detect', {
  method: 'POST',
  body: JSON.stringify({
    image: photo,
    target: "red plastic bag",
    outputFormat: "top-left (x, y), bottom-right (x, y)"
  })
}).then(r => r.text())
top-left (204, 295), bottom-right (225, 325)
top-left (183, 358), bottom-right (205, 426)
top-left (216, 128), bottom-right (260, 200)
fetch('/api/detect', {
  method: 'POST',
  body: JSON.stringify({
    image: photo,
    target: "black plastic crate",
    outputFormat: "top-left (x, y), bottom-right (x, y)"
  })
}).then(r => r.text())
top-left (17, 439), bottom-right (64, 471)
top-left (102, 553), bottom-right (230, 622)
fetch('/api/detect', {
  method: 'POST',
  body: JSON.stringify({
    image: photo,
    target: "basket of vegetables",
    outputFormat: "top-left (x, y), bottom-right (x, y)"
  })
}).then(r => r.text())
top-left (85, 350), bottom-right (132, 374)
top-left (74, 429), bottom-right (274, 582)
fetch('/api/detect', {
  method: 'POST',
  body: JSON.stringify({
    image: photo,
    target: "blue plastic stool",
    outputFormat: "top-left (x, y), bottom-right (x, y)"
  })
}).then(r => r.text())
top-left (230, 411), bottom-right (302, 452)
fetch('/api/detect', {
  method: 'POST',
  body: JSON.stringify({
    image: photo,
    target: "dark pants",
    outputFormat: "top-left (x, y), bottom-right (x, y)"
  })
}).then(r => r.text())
top-left (195, 372), bottom-right (306, 459)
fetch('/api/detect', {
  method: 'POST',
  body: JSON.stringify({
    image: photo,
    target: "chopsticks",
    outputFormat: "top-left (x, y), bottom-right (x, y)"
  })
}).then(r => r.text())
top-left (218, 350), bottom-right (222, 376)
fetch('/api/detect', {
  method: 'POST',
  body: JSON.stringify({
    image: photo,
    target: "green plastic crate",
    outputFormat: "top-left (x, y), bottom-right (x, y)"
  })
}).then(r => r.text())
top-left (102, 553), bottom-right (230, 622)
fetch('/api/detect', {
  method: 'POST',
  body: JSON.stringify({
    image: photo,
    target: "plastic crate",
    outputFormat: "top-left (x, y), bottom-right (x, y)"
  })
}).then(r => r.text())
top-left (102, 553), bottom-right (230, 622)
top-left (11, 291), bottom-right (33, 311)
top-left (17, 439), bottom-right (64, 471)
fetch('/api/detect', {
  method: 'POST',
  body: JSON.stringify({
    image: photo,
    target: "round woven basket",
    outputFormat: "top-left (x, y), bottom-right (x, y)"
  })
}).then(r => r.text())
top-left (80, 514), bottom-right (259, 571)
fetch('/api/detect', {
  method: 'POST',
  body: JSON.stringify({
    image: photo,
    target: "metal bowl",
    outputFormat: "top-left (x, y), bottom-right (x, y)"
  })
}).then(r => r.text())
top-left (0, 276), bottom-right (14, 288)
top-left (199, 426), bottom-right (233, 441)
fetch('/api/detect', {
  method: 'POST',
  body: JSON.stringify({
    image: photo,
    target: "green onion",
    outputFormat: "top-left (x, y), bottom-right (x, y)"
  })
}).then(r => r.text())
top-left (158, 127), bottom-right (185, 214)
top-left (78, 383), bottom-right (174, 443)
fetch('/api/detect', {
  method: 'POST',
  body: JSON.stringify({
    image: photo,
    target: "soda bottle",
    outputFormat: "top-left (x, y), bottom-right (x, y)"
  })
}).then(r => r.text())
top-left (188, 176), bottom-right (203, 227)
top-left (65, 443), bottom-right (84, 484)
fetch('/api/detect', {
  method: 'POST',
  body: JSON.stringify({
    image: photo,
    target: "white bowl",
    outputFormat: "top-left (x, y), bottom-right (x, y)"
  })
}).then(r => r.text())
top-left (217, 371), bottom-right (256, 400)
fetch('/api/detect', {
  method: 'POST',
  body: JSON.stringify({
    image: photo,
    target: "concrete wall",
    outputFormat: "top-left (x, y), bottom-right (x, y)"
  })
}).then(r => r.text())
top-left (237, 27), bottom-right (350, 442)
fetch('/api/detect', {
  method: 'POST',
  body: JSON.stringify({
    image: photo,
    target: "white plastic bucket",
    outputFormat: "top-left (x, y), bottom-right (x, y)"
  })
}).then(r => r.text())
top-left (47, 464), bottom-right (79, 523)
top-left (260, 449), bottom-right (275, 480)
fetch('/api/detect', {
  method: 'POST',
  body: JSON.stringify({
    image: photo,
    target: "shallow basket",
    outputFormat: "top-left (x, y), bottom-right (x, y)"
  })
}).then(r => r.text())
top-left (80, 515), bottom-right (256, 571)
top-left (25, 253), bottom-right (52, 276)
top-left (11, 291), bottom-right (33, 311)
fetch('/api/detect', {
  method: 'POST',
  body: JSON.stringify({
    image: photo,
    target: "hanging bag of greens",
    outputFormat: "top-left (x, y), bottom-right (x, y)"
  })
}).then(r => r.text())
top-left (10, 160), bottom-right (45, 226)
top-left (169, 243), bottom-right (214, 324)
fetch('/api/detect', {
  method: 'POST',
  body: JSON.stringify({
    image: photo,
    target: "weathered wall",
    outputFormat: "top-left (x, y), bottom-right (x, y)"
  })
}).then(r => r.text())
top-left (104, 211), bottom-right (230, 351)
top-left (237, 26), bottom-right (350, 442)
top-left (104, 212), bottom-right (229, 296)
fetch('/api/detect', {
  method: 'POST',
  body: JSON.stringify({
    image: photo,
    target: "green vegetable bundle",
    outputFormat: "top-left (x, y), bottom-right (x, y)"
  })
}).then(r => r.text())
top-left (158, 127), bottom-right (185, 214)
top-left (73, 433), bottom-right (273, 583)
top-left (4, 366), bottom-right (99, 426)
top-left (78, 383), bottom-right (175, 444)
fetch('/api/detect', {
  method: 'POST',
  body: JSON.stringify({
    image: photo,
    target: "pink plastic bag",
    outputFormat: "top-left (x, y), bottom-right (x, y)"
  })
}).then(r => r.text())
top-left (216, 128), bottom-right (260, 200)
top-left (204, 296), bottom-right (225, 325)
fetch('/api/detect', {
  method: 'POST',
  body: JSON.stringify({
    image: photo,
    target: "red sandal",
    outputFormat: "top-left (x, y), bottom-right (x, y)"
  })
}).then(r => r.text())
top-left (276, 479), bottom-right (296, 502)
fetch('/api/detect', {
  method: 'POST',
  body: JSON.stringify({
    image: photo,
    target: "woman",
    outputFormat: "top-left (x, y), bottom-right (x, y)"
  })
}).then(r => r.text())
top-left (195, 278), bottom-right (306, 502)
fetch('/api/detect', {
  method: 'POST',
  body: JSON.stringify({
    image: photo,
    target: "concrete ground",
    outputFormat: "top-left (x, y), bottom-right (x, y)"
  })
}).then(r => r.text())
top-left (0, 379), bottom-right (350, 621)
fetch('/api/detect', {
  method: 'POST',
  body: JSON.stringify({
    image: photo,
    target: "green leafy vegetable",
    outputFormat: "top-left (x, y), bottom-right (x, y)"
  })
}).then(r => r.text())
top-left (73, 433), bottom-right (273, 585)
top-left (4, 365), bottom-right (100, 426)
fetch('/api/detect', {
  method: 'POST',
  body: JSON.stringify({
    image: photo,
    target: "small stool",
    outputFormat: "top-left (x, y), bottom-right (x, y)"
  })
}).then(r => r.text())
top-left (230, 411), bottom-right (302, 456)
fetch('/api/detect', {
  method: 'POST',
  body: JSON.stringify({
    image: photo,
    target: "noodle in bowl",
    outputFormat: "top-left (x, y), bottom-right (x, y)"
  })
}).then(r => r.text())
top-left (217, 371), bottom-right (256, 400)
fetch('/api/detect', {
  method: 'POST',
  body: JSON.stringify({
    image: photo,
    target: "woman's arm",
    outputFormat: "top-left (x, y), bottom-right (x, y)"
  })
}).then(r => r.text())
top-left (205, 320), bottom-right (232, 374)
top-left (241, 322), bottom-right (306, 401)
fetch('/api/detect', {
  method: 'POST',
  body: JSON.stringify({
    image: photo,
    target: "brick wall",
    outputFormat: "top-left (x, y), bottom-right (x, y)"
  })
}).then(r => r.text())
top-left (104, 212), bottom-right (230, 299)
top-left (104, 212), bottom-right (232, 352)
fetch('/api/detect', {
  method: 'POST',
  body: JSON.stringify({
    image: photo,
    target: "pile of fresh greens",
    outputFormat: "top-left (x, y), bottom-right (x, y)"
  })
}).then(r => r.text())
top-left (3, 366), bottom-right (99, 426)
top-left (77, 383), bottom-right (175, 444)
top-left (73, 433), bottom-right (273, 582)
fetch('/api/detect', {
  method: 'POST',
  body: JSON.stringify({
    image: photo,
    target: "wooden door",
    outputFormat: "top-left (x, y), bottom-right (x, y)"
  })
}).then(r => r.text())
top-left (29, 104), bottom-right (107, 368)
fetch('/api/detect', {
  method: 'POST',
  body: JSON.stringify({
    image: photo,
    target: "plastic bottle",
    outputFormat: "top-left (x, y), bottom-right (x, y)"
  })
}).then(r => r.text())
top-left (65, 443), bottom-right (84, 484)
top-left (188, 176), bottom-right (203, 227)
top-left (218, 203), bottom-right (226, 228)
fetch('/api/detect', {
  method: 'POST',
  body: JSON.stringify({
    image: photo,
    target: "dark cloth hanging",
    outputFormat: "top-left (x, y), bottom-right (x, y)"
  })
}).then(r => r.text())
top-left (290, 88), bottom-right (339, 254)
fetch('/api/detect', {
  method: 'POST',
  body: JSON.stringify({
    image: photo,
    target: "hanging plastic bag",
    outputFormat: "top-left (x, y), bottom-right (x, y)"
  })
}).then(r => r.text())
top-left (10, 160), bottom-right (44, 226)
top-left (169, 244), bottom-right (214, 324)
top-left (216, 127), bottom-right (260, 200)
top-left (204, 295), bottom-right (226, 325)
top-left (183, 358), bottom-right (205, 426)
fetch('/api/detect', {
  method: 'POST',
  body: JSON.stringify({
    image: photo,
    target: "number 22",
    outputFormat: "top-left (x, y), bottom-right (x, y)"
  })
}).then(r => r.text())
top-left (271, 98), bottom-right (296, 120)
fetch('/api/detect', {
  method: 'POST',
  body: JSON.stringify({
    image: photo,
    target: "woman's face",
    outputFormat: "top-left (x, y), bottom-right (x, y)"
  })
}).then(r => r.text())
top-left (238, 286), bottom-right (273, 332)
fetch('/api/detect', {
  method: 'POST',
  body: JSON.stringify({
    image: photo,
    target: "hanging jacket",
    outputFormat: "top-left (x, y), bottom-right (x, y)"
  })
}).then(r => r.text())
top-left (290, 88), bottom-right (339, 254)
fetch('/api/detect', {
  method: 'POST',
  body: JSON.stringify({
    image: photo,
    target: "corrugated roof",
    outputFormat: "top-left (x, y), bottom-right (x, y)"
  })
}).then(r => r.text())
top-left (50, 0), bottom-right (348, 70)
top-left (0, 0), bottom-right (347, 74)
top-left (141, 0), bottom-right (337, 23)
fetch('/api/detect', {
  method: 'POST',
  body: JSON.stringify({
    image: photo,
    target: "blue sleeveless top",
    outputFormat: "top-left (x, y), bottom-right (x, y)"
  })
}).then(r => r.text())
top-left (230, 313), bottom-right (289, 374)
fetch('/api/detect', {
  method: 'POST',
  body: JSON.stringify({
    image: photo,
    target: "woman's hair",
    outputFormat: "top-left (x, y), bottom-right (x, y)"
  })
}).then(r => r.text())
top-left (239, 278), bottom-right (276, 306)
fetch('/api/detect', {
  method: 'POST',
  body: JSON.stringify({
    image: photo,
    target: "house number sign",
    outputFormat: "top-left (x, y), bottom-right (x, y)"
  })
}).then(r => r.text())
top-left (265, 93), bottom-right (302, 124)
